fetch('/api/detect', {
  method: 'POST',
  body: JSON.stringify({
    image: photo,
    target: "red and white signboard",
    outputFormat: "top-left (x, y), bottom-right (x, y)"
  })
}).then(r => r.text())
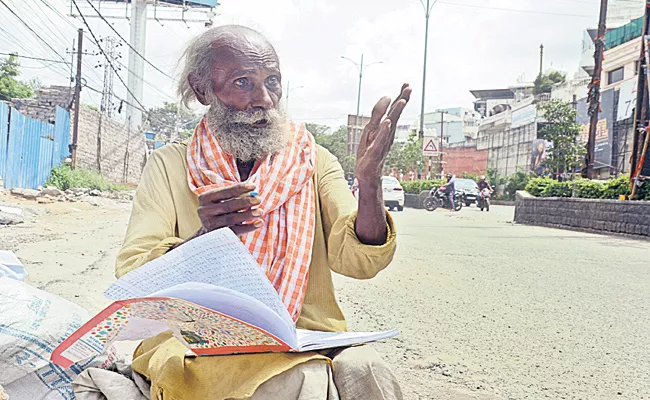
top-left (422, 136), bottom-right (440, 157)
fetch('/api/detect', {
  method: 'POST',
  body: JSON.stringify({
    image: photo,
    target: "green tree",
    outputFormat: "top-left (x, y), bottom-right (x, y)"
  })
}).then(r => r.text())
top-left (304, 123), bottom-right (330, 140)
top-left (386, 132), bottom-right (425, 174)
top-left (0, 54), bottom-right (33, 101)
top-left (147, 102), bottom-right (200, 141)
top-left (308, 125), bottom-right (356, 176)
top-left (534, 71), bottom-right (566, 95)
top-left (538, 100), bottom-right (585, 176)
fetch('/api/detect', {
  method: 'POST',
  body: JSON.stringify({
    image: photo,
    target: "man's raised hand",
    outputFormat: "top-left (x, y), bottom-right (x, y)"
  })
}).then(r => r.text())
top-left (354, 84), bottom-right (412, 184)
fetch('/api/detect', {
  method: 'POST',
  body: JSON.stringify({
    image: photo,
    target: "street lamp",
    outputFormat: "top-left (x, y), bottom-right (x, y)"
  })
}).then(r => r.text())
top-left (285, 81), bottom-right (304, 117)
top-left (418, 0), bottom-right (438, 139)
top-left (341, 54), bottom-right (383, 154)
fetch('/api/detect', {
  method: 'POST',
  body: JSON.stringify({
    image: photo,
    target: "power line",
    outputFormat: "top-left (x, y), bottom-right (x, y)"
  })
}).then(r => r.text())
top-left (439, 1), bottom-right (598, 18)
top-left (82, 0), bottom-right (174, 80)
top-left (0, 52), bottom-right (69, 64)
top-left (72, 0), bottom-right (150, 117)
top-left (37, 0), bottom-right (100, 47)
top-left (0, 0), bottom-right (67, 61)
top-left (83, 83), bottom-right (148, 114)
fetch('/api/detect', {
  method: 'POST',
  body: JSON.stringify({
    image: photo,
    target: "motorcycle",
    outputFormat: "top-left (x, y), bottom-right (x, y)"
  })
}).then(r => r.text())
top-left (423, 186), bottom-right (463, 212)
top-left (477, 188), bottom-right (491, 212)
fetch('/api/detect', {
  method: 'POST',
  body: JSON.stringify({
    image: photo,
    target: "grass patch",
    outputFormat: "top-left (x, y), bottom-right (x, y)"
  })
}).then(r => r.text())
top-left (45, 165), bottom-right (130, 192)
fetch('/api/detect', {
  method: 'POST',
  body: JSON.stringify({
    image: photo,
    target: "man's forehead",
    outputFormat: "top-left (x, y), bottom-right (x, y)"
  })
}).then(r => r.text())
top-left (209, 40), bottom-right (279, 74)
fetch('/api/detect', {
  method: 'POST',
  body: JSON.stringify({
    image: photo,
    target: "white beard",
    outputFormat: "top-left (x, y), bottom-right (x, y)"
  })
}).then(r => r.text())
top-left (205, 98), bottom-right (289, 162)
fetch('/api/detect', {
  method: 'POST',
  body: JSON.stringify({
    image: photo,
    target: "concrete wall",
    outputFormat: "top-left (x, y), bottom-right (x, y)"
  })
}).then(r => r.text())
top-left (74, 106), bottom-right (147, 185)
top-left (514, 191), bottom-right (650, 237)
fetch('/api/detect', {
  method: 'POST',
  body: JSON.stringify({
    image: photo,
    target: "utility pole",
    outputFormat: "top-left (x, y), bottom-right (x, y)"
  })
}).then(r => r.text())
top-left (126, 0), bottom-right (147, 129)
top-left (539, 44), bottom-right (544, 76)
top-left (71, 28), bottom-right (83, 170)
top-left (439, 111), bottom-right (446, 177)
top-left (419, 0), bottom-right (437, 139)
top-left (341, 54), bottom-right (382, 154)
top-left (584, 0), bottom-right (608, 179)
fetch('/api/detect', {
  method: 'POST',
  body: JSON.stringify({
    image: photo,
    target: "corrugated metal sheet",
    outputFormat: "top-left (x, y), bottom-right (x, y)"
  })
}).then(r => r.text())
top-left (0, 106), bottom-right (70, 189)
top-left (0, 102), bottom-right (9, 180)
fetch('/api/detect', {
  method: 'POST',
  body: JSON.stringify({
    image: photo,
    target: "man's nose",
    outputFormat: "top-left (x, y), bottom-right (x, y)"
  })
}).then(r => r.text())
top-left (250, 84), bottom-right (274, 109)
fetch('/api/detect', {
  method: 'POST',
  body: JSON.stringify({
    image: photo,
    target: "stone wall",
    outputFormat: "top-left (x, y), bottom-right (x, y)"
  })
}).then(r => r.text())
top-left (74, 106), bottom-right (147, 185)
top-left (514, 191), bottom-right (650, 237)
top-left (13, 86), bottom-right (73, 123)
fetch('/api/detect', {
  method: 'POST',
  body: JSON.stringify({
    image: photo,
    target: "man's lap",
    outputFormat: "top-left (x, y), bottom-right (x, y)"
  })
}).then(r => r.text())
top-left (132, 332), bottom-right (402, 400)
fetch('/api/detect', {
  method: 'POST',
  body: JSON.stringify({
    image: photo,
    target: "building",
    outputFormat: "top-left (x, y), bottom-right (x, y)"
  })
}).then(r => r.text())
top-left (346, 114), bottom-right (371, 155)
top-left (607, 0), bottom-right (645, 28)
top-left (470, 88), bottom-right (516, 118)
top-left (410, 107), bottom-right (481, 145)
top-left (575, 16), bottom-right (643, 178)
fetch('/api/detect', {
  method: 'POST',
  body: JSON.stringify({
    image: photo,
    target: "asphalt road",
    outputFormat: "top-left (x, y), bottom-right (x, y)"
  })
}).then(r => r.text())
top-left (3, 193), bottom-right (649, 400)
top-left (335, 205), bottom-right (650, 400)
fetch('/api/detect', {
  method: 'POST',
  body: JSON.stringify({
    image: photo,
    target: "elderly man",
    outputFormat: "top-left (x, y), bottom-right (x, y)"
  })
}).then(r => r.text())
top-left (116, 25), bottom-right (411, 400)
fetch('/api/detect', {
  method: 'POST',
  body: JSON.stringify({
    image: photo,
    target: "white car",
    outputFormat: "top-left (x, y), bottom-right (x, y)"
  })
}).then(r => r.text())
top-left (381, 176), bottom-right (404, 211)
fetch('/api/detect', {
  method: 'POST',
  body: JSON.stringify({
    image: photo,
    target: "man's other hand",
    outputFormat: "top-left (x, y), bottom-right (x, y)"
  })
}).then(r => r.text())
top-left (355, 83), bottom-right (411, 185)
top-left (197, 183), bottom-right (264, 236)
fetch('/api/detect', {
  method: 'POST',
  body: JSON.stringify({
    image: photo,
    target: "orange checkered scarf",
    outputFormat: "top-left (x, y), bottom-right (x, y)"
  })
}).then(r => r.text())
top-left (187, 117), bottom-right (317, 321)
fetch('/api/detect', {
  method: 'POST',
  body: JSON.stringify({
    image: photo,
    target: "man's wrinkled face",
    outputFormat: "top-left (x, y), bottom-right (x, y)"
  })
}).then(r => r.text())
top-left (191, 35), bottom-right (289, 162)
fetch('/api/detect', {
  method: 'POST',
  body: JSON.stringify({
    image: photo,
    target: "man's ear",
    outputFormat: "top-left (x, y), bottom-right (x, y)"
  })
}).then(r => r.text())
top-left (188, 72), bottom-right (210, 106)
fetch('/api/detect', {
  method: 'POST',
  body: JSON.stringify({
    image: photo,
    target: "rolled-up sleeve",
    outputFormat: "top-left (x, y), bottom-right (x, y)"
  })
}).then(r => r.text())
top-left (317, 148), bottom-right (397, 279)
top-left (115, 152), bottom-right (184, 278)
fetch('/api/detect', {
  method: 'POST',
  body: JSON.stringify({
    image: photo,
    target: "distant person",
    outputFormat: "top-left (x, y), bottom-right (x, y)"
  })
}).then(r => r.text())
top-left (477, 175), bottom-right (493, 192)
top-left (443, 173), bottom-right (456, 210)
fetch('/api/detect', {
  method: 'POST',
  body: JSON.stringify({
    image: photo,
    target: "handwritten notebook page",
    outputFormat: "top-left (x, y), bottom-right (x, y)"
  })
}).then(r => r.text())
top-left (105, 228), bottom-right (293, 330)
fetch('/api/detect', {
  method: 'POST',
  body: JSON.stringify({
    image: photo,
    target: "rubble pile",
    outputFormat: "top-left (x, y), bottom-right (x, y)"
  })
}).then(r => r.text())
top-left (7, 187), bottom-right (134, 204)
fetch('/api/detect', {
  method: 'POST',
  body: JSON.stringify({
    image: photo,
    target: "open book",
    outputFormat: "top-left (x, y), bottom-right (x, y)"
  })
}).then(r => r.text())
top-left (51, 229), bottom-right (398, 368)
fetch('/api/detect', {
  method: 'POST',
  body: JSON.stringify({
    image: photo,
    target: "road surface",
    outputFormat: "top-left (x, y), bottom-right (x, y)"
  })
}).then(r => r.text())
top-left (1, 193), bottom-right (649, 399)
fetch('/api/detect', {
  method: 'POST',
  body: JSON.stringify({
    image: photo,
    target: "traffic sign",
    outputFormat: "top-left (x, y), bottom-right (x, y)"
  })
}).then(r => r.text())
top-left (422, 137), bottom-right (440, 157)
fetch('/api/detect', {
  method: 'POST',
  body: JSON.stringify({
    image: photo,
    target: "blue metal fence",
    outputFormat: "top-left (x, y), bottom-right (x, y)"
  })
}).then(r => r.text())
top-left (0, 105), bottom-right (70, 189)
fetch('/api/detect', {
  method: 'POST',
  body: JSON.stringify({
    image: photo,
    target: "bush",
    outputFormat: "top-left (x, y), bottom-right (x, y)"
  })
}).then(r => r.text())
top-left (601, 175), bottom-right (631, 199)
top-left (572, 179), bottom-right (604, 199)
top-left (504, 171), bottom-right (530, 200)
top-left (45, 165), bottom-right (128, 191)
top-left (541, 181), bottom-right (572, 197)
top-left (401, 179), bottom-right (445, 194)
top-left (525, 177), bottom-right (556, 197)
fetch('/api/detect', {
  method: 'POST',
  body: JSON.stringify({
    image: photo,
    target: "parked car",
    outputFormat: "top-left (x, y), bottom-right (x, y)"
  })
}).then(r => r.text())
top-left (381, 176), bottom-right (404, 211)
top-left (454, 178), bottom-right (480, 206)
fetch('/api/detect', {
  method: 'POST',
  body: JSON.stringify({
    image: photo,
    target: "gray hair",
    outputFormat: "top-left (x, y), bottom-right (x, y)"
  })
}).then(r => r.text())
top-left (177, 25), bottom-right (276, 108)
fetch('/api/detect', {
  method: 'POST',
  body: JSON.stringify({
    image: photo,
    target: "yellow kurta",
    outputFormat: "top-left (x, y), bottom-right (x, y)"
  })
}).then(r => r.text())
top-left (115, 142), bottom-right (397, 399)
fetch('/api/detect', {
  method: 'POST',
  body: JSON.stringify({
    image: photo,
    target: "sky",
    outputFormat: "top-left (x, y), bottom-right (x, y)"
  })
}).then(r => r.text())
top-left (0, 0), bottom-right (627, 129)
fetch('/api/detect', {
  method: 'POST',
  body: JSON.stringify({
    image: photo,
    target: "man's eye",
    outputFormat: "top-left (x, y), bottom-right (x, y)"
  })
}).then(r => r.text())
top-left (234, 78), bottom-right (248, 88)
top-left (266, 76), bottom-right (279, 86)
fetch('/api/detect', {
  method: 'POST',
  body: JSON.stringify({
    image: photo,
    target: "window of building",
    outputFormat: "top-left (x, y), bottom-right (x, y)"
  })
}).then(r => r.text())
top-left (635, 60), bottom-right (640, 76)
top-left (608, 67), bottom-right (625, 84)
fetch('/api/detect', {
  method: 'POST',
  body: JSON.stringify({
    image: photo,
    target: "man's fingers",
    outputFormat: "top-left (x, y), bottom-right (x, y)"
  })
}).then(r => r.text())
top-left (386, 99), bottom-right (408, 136)
top-left (231, 220), bottom-right (264, 236)
top-left (203, 210), bottom-right (264, 232)
top-left (198, 196), bottom-right (260, 217)
top-left (198, 183), bottom-right (256, 205)
top-left (370, 96), bottom-right (391, 126)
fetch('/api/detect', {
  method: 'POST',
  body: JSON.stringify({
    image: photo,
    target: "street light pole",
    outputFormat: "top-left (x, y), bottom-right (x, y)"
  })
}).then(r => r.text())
top-left (342, 54), bottom-right (383, 154)
top-left (355, 54), bottom-right (364, 154)
top-left (419, 0), bottom-right (437, 139)
top-left (285, 81), bottom-right (304, 117)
